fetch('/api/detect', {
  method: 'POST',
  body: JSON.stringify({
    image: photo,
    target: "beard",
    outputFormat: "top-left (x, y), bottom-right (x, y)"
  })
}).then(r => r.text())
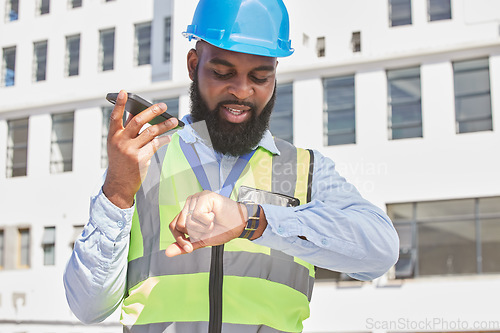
top-left (189, 76), bottom-right (276, 156)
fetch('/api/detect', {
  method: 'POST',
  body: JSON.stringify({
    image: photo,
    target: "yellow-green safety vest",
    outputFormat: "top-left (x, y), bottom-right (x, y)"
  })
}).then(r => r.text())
top-left (122, 133), bottom-right (315, 333)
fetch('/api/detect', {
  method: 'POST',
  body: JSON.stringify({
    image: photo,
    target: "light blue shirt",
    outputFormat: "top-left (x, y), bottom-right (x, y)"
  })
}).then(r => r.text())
top-left (63, 115), bottom-right (399, 324)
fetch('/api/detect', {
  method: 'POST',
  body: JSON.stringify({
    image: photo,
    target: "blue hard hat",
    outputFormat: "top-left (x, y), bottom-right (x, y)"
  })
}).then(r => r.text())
top-left (183, 0), bottom-right (294, 58)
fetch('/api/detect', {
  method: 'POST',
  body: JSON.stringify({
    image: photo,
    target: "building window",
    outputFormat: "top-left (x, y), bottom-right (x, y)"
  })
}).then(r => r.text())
top-left (428, 0), bottom-right (451, 21)
top-left (99, 28), bottom-right (115, 71)
top-left (42, 226), bottom-right (55, 266)
top-left (389, 0), bottom-right (412, 27)
top-left (2, 46), bottom-right (16, 87)
top-left (18, 228), bottom-right (30, 268)
top-left (50, 112), bottom-right (74, 173)
top-left (6, 0), bottom-right (19, 21)
top-left (323, 75), bottom-right (356, 146)
top-left (316, 37), bottom-right (325, 58)
top-left (38, 0), bottom-right (50, 15)
top-left (33, 40), bottom-right (48, 82)
top-left (70, 0), bottom-right (82, 8)
top-left (453, 58), bottom-right (492, 134)
top-left (387, 66), bottom-right (422, 140)
top-left (351, 31), bottom-right (361, 53)
top-left (0, 229), bottom-right (4, 269)
top-left (135, 22), bottom-right (152, 66)
top-left (388, 197), bottom-right (500, 278)
top-left (164, 17), bottom-right (172, 63)
top-left (153, 97), bottom-right (179, 119)
top-left (66, 34), bottom-right (80, 76)
top-left (6, 117), bottom-right (29, 178)
top-left (270, 83), bottom-right (293, 143)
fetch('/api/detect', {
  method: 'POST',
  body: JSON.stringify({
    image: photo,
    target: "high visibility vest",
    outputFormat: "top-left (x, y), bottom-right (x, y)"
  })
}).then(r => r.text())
top-left (122, 133), bottom-right (315, 333)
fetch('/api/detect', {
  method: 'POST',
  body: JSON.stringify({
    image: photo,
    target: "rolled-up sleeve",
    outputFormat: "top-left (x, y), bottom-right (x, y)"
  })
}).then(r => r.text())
top-left (253, 150), bottom-right (399, 281)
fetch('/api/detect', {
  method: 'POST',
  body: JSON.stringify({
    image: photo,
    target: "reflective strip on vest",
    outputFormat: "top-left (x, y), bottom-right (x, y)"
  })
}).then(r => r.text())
top-left (124, 322), bottom-right (288, 333)
top-left (123, 134), bottom-right (314, 332)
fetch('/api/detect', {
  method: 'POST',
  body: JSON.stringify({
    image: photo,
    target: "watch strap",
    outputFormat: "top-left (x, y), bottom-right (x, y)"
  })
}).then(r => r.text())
top-left (238, 202), bottom-right (260, 239)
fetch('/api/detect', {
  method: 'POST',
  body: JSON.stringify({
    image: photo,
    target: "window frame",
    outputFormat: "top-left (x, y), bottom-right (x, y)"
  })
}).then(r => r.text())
top-left (65, 34), bottom-right (81, 77)
top-left (6, 0), bottom-right (19, 22)
top-left (387, 66), bottom-right (423, 140)
top-left (99, 28), bottom-right (115, 72)
top-left (18, 228), bottom-right (30, 269)
top-left (135, 22), bottom-right (152, 66)
top-left (2, 46), bottom-right (16, 87)
top-left (163, 17), bottom-right (172, 63)
top-left (50, 112), bottom-right (75, 173)
top-left (453, 57), bottom-right (492, 134)
top-left (389, 0), bottom-right (412, 27)
top-left (323, 75), bottom-right (356, 146)
top-left (428, 0), bottom-right (452, 21)
top-left (6, 117), bottom-right (29, 178)
top-left (42, 226), bottom-right (56, 266)
top-left (388, 197), bottom-right (500, 279)
top-left (270, 83), bottom-right (294, 144)
top-left (33, 40), bottom-right (48, 82)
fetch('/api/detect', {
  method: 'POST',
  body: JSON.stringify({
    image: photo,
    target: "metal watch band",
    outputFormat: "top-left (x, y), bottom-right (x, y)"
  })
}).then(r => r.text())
top-left (238, 202), bottom-right (261, 239)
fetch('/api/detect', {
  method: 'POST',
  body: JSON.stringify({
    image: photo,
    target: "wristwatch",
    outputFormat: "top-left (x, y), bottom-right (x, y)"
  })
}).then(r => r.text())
top-left (238, 202), bottom-right (261, 239)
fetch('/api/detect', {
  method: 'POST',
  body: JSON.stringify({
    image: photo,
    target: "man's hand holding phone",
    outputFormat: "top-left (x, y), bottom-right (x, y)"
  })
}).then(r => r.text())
top-left (102, 90), bottom-right (179, 209)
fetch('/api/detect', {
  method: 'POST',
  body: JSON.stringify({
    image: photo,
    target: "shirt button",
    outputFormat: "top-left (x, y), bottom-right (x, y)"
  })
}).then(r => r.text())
top-left (117, 221), bottom-right (124, 229)
top-left (321, 239), bottom-right (328, 246)
top-left (277, 227), bottom-right (284, 234)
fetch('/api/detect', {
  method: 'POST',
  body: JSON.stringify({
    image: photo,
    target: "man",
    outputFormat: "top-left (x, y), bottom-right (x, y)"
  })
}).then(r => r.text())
top-left (64, 0), bottom-right (399, 332)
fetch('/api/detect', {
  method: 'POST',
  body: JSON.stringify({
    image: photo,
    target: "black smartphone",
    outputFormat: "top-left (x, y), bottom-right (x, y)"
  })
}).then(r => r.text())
top-left (106, 92), bottom-right (184, 127)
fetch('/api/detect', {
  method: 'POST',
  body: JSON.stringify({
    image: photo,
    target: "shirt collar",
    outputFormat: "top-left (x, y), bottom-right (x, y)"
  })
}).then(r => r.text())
top-left (177, 114), bottom-right (280, 156)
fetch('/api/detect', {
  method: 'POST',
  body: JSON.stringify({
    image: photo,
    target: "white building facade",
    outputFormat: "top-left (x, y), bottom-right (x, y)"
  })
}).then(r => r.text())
top-left (0, 0), bottom-right (499, 332)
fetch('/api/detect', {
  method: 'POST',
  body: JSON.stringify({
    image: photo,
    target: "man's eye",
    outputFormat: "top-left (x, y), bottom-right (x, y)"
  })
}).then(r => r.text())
top-left (252, 76), bottom-right (268, 84)
top-left (213, 71), bottom-right (232, 79)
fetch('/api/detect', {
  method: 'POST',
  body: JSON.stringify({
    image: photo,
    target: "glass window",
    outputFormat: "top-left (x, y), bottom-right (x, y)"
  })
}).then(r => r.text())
top-left (316, 37), bottom-right (325, 58)
top-left (323, 75), bottom-right (356, 146)
top-left (50, 112), bottom-right (74, 173)
top-left (428, 0), bottom-right (451, 21)
top-left (0, 229), bottom-right (4, 268)
top-left (164, 17), bottom-right (172, 63)
top-left (42, 226), bottom-right (55, 266)
top-left (351, 31), bottom-right (361, 53)
top-left (389, 0), bottom-right (412, 26)
top-left (99, 28), bottom-right (115, 71)
top-left (453, 58), bottom-right (492, 133)
top-left (6, 0), bottom-right (19, 21)
top-left (70, 0), bottom-right (82, 8)
top-left (6, 118), bottom-right (29, 178)
top-left (388, 196), bottom-right (500, 278)
top-left (18, 228), bottom-right (30, 268)
top-left (270, 83), bottom-right (293, 143)
top-left (387, 66), bottom-right (422, 140)
top-left (33, 40), bottom-right (48, 82)
top-left (2, 46), bottom-right (16, 87)
top-left (66, 34), bottom-right (80, 76)
top-left (153, 97), bottom-right (179, 119)
top-left (135, 22), bottom-right (152, 66)
top-left (38, 0), bottom-right (50, 15)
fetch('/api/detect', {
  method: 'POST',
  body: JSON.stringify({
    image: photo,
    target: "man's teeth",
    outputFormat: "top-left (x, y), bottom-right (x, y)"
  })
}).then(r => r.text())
top-left (226, 107), bottom-right (245, 115)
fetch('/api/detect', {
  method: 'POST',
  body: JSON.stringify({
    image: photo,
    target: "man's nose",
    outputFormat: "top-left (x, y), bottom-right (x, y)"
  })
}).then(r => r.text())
top-left (227, 76), bottom-right (254, 100)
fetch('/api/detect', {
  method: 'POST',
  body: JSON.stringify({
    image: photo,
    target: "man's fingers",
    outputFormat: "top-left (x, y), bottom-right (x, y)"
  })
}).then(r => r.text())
top-left (165, 238), bottom-right (206, 257)
top-left (108, 90), bottom-right (127, 135)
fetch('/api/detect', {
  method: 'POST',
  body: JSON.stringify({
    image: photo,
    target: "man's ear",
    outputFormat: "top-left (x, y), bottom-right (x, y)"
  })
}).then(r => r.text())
top-left (187, 48), bottom-right (198, 81)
